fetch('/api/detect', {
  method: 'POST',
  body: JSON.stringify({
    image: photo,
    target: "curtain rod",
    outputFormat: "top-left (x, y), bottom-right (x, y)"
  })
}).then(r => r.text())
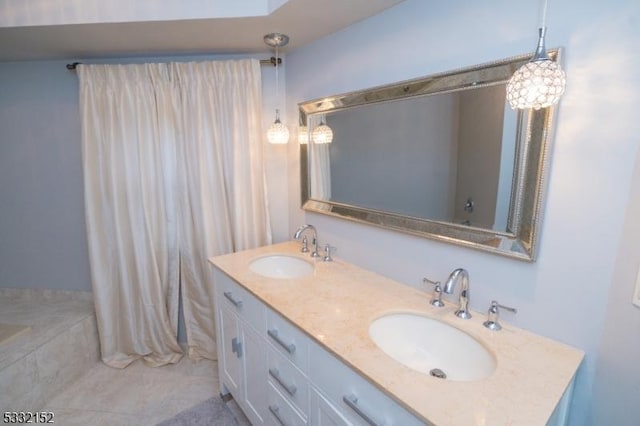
top-left (66, 57), bottom-right (282, 70)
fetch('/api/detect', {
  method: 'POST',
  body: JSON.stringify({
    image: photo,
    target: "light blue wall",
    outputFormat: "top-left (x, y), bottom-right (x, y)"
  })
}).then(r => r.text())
top-left (591, 151), bottom-right (640, 424)
top-left (0, 61), bottom-right (91, 291)
top-left (285, 0), bottom-right (640, 424)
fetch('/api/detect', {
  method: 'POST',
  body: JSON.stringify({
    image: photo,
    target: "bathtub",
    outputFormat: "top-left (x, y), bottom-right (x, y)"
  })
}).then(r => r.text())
top-left (0, 289), bottom-right (99, 412)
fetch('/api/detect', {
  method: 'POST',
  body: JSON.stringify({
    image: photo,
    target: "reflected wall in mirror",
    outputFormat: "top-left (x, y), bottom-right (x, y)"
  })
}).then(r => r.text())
top-left (300, 50), bottom-right (561, 261)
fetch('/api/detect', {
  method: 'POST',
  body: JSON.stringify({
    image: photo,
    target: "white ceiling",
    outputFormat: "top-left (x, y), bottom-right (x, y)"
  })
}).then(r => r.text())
top-left (0, 0), bottom-right (405, 61)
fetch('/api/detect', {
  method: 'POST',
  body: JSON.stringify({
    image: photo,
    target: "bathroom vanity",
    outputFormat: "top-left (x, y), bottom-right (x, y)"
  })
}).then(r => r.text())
top-left (209, 242), bottom-right (583, 425)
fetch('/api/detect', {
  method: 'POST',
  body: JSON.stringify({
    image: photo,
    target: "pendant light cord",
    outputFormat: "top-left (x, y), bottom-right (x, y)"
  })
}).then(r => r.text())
top-left (275, 45), bottom-right (279, 109)
top-left (540, 0), bottom-right (548, 28)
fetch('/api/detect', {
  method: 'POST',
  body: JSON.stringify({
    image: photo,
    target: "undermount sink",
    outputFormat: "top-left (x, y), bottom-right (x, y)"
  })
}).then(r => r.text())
top-left (249, 255), bottom-right (314, 279)
top-left (369, 313), bottom-right (496, 381)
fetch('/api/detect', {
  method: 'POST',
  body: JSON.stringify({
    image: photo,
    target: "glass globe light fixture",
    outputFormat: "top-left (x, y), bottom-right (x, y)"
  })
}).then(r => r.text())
top-left (312, 117), bottom-right (333, 144)
top-left (506, 27), bottom-right (566, 110)
top-left (267, 109), bottom-right (290, 144)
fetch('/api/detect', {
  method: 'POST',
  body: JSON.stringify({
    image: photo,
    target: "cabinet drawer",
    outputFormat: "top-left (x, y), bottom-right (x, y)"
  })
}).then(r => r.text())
top-left (309, 341), bottom-right (425, 426)
top-left (268, 345), bottom-right (309, 416)
top-left (214, 268), bottom-right (265, 331)
top-left (267, 382), bottom-right (307, 426)
top-left (266, 308), bottom-right (309, 372)
top-left (310, 387), bottom-right (352, 426)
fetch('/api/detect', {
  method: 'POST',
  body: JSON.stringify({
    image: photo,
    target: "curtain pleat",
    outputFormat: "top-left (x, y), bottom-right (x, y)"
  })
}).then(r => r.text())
top-left (78, 59), bottom-right (271, 367)
top-left (174, 60), bottom-right (271, 360)
top-left (79, 64), bottom-right (183, 368)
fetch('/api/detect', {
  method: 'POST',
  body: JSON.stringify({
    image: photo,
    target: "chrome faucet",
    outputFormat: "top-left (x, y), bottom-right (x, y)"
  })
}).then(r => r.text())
top-left (293, 225), bottom-right (320, 258)
top-left (443, 268), bottom-right (471, 319)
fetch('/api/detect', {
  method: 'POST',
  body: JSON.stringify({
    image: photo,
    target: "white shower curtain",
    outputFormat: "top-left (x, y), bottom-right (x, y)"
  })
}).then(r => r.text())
top-left (172, 61), bottom-right (272, 360)
top-left (78, 60), bottom-right (271, 368)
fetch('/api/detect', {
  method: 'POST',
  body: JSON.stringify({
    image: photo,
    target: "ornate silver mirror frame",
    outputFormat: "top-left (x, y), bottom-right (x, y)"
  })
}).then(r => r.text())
top-left (299, 50), bottom-right (561, 261)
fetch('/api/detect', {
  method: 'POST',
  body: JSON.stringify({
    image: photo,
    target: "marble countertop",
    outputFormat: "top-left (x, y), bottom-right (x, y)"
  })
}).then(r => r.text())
top-left (209, 241), bottom-right (584, 425)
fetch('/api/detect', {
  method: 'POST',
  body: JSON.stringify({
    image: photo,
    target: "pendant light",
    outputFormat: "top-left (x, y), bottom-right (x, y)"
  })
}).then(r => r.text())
top-left (312, 114), bottom-right (333, 144)
top-left (506, 0), bottom-right (566, 110)
top-left (264, 33), bottom-right (290, 144)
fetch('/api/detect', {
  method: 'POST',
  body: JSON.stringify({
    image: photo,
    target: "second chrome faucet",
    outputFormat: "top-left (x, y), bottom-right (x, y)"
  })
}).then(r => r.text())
top-left (293, 224), bottom-right (320, 257)
top-left (443, 268), bottom-right (471, 319)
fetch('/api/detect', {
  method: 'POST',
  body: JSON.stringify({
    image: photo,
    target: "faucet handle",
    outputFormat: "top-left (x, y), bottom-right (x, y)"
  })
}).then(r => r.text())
top-left (300, 236), bottom-right (309, 253)
top-left (423, 278), bottom-right (444, 307)
top-left (323, 244), bottom-right (337, 262)
top-left (483, 300), bottom-right (517, 331)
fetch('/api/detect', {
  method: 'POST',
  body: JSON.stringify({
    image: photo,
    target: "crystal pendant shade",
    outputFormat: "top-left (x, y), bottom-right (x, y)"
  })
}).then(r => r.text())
top-left (506, 59), bottom-right (566, 110)
top-left (312, 122), bottom-right (333, 144)
top-left (506, 26), bottom-right (566, 110)
top-left (267, 110), bottom-right (290, 144)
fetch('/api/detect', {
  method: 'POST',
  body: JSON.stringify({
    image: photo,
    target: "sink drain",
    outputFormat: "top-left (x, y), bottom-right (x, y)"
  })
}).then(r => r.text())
top-left (429, 368), bottom-right (447, 379)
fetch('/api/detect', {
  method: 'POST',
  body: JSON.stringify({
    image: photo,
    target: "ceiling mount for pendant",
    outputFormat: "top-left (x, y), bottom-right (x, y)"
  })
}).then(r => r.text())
top-left (263, 33), bottom-right (290, 49)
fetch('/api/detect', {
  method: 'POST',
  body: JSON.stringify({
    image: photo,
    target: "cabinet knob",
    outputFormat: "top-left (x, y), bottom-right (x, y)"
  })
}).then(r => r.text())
top-left (231, 337), bottom-right (243, 358)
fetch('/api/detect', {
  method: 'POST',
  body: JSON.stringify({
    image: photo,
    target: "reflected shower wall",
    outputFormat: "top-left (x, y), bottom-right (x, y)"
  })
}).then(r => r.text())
top-left (327, 93), bottom-right (459, 220)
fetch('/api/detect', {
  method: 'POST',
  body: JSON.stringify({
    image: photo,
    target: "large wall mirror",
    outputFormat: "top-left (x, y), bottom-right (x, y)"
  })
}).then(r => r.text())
top-left (299, 50), bottom-right (561, 261)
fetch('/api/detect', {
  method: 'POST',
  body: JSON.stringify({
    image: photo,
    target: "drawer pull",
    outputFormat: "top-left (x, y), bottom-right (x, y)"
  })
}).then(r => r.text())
top-left (268, 405), bottom-right (287, 426)
top-left (231, 337), bottom-right (242, 358)
top-left (223, 291), bottom-right (243, 308)
top-left (269, 368), bottom-right (297, 396)
top-left (268, 329), bottom-right (296, 354)
top-left (343, 394), bottom-right (382, 426)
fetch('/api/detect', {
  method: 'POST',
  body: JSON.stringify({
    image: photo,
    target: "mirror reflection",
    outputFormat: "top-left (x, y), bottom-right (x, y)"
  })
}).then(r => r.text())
top-left (311, 84), bottom-right (518, 231)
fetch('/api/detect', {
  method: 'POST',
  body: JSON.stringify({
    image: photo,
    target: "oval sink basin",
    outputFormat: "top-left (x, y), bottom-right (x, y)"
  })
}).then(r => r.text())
top-left (369, 313), bottom-right (495, 381)
top-left (249, 255), bottom-right (313, 279)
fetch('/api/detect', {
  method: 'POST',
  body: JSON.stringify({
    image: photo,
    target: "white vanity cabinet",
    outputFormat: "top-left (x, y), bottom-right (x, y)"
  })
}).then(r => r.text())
top-left (214, 268), bottom-right (268, 425)
top-left (213, 267), bottom-right (424, 426)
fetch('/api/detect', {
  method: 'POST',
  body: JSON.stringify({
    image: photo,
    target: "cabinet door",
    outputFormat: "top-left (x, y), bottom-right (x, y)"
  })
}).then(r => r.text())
top-left (310, 387), bottom-right (352, 426)
top-left (219, 304), bottom-right (242, 396)
top-left (242, 324), bottom-right (268, 425)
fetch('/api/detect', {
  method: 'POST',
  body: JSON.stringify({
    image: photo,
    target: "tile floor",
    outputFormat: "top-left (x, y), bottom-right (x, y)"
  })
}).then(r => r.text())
top-left (43, 356), bottom-right (250, 426)
top-left (0, 290), bottom-right (249, 425)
